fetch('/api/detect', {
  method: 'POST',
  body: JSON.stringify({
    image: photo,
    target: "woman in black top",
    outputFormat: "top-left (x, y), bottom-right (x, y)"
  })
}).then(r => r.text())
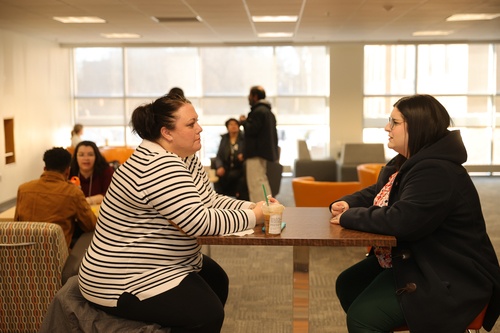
top-left (214, 118), bottom-right (248, 200)
top-left (331, 94), bottom-right (500, 333)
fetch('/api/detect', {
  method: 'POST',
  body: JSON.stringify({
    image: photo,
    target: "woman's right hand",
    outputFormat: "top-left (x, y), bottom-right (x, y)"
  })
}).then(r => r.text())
top-left (330, 201), bottom-right (348, 224)
top-left (252, 201), bottom-right (266, 225)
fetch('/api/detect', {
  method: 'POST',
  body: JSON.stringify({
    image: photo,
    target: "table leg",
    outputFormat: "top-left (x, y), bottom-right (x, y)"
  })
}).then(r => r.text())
top-left (293, 246), bottom-right (309, 332)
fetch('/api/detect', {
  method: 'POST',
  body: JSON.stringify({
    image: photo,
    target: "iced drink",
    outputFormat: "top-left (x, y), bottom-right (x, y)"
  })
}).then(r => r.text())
top-left (261, 202), bottom-right (285, 236)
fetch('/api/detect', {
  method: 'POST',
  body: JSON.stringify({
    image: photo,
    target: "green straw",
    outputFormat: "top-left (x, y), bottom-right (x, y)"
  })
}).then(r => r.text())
top-left (262, 184), bottom-right (269, 205)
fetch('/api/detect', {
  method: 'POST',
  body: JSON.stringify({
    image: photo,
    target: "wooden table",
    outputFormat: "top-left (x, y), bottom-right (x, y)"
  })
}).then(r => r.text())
top-left (0, 206), bottom-right (16, 222)
top-left (0, 205), bottom-right (100, 222)
top-left (198, 207), bottom-right (396, 333)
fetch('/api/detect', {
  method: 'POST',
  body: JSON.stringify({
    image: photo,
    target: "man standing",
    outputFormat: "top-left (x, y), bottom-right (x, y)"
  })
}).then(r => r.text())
top-left (239, 85), bottom-right (279, 202)
top-left (14, 147), bottom-right (97, 248)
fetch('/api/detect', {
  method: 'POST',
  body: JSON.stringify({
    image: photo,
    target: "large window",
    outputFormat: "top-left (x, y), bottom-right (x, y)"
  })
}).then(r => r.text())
top-left (73, 46), bottom-right (330, 168)
top-left (364, 44), bottom-right (500, 165)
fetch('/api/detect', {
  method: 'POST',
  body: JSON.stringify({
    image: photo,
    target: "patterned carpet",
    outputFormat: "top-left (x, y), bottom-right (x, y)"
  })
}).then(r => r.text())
top-left (208, 175), bottom-right (500, 333)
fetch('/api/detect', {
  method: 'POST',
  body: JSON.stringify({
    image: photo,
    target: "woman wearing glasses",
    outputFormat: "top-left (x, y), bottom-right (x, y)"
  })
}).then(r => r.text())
top-left (330, 94), bottom-right (500, 332)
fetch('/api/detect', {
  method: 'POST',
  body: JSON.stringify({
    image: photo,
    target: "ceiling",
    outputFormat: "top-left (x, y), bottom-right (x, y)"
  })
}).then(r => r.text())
top-left (0, 0), bottom-right (499, 46)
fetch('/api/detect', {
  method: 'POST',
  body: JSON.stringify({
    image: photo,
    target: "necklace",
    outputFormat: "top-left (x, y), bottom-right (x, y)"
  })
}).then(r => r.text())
top-left (79, 171), bottom-right (93, 197)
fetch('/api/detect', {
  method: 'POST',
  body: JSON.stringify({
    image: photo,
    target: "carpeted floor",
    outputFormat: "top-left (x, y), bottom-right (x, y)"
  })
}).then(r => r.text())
top-left (208, 175), bottom-right (500, 333)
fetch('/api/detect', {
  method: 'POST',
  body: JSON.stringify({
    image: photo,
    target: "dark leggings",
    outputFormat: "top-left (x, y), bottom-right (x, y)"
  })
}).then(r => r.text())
top-left (336, 255), bottom-right (406, 333)
top-left (91, 255), bottom-right (229, 333)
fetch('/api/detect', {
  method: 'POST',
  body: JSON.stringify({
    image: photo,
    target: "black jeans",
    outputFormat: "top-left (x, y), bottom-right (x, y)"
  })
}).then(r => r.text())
top-left (336, 255), bottom-right (406, 333)
top-left (91, 255), bottom-right (229, 333)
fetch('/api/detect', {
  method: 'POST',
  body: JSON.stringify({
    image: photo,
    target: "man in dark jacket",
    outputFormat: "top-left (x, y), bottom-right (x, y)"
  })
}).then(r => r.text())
top-left (239, 86), bottom-right (279, 202)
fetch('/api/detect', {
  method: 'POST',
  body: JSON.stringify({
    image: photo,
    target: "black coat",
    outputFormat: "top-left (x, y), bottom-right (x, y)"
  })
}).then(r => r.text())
top-left (337, 130), bottom-right (500, 332)
top-left (213, 131), bottom-right (247, 198)
top-left (241, 100), bottom-right (279, 162)
top-left (215, 132), bottom-right (245, 172)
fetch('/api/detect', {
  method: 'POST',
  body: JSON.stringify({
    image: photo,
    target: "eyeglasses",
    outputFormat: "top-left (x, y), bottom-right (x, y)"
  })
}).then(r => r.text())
top-left (388, 117), bottom-right (404, 130)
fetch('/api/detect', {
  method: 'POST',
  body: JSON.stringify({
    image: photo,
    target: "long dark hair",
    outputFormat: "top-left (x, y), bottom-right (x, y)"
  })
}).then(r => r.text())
top-left (69, 141), bottom-right (109, 177)
top-left (130, 94), bottom-right (191, 141)
top-left (393, 94), bottom-right (452, 167)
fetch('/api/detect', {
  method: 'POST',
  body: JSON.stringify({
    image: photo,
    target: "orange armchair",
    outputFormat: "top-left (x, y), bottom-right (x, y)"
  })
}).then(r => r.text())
top-left (99, 146), bottom-right (135, 165)
top-left (66, 146), bottom-right (75, 156)
top-left (292, 176), bottom-right (362, 207)
top-left (356, 163), bottom-right (385, 188)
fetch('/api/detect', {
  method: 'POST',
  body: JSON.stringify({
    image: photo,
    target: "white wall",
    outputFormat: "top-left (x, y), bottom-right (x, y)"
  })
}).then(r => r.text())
top-left (329, 43), bottom-right (364, 159)
top-left (0, 29), bottom-right (72, 204)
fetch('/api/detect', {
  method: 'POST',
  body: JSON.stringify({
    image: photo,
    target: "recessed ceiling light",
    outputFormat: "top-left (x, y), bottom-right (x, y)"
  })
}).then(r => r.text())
top-left (257, 32), bottom-right (294, 38)
top-left (101, 33), bottom-right (141, 39)
top-left (412, 30), bottom-right (454, 36)
top-left (53, 16), bottom-right (106, 23)
top-left (152, 16), bottom-right (202, 23)
top-left (446, 13), bottom-right (500, 21)
top-left (252, 16), bottom-right (298, 23)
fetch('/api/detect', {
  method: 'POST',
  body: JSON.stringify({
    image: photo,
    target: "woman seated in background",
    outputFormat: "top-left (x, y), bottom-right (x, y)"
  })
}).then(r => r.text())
top-left (79, 93), bottom-right (272, 332)
top-left (331, 94), bottom-right (500, 332)
top-left (214, 118), bottom-right (248, 200)
top-left (69, 140), bottom-right (114, 205)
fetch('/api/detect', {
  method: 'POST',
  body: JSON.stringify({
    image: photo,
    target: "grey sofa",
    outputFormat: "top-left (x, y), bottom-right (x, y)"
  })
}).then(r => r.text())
top-left (40, 276), bottom-right (171, 333)
top-left (294, 159), bottom-right (338, 181)
top-left (336, 143), bottom-right (386, 181)
top-left (293, 140), bottom-right (338, 181)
